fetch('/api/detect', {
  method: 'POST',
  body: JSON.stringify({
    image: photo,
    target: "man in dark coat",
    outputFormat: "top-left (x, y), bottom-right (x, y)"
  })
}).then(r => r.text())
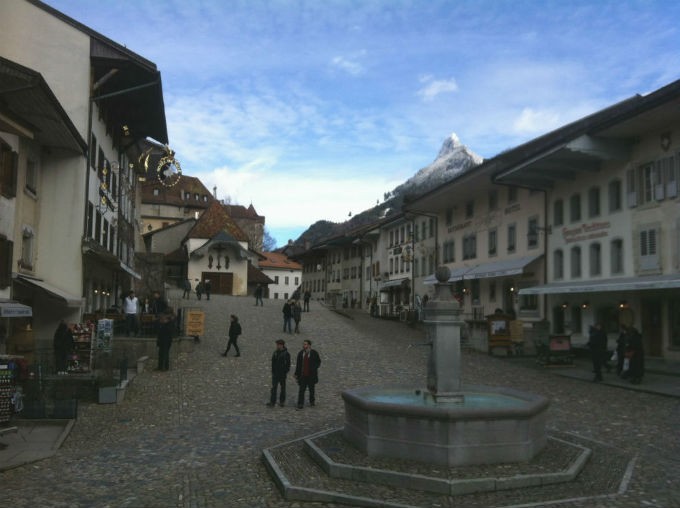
top-left (303, 290), bottom-right (311, 312)
top-left (254, 284), bottom-right (264, 306)
top-left (588, 322), bottom-right (608, 382)
top-left (204, 280), bottom-right (211, 300)
top-left (221, 314), bottom-right (242, 357)
top-left (156, 308), bottom-right (175, 371)
top-left (294, 339), bottom-right (321, 409)
top-left (53, 320), bottom-right (74, 374)
top-left (267, 339), bottom-right (291, 407)
top-left (282, 300), bottom-right (293, 333)
top-left (626, 326), bottom-right (645, 384)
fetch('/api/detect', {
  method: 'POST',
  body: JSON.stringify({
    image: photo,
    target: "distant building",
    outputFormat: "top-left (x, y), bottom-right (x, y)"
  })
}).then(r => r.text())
top-left (223, 203), bottom-right (265, 252)
top-left (140, 175), bottom-right (213, 233)
top-left (258, 252), bottom-right (302, 300)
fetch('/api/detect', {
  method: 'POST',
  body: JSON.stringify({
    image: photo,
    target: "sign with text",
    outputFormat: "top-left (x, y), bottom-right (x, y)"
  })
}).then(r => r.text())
top-left (185, 310), bottom-right (205, 336)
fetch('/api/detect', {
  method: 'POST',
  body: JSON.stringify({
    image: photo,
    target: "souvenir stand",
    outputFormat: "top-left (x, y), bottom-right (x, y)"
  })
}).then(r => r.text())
top-left (69, 322), bottom-right (95, 373)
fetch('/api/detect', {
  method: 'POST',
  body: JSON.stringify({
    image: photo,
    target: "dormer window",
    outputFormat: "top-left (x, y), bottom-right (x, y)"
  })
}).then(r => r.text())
top-left (153, 188), bottom-right (160, 196)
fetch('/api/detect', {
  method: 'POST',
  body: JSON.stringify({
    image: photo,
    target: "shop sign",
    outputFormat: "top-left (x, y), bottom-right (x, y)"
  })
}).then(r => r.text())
top-left (185, 310), bottom-right (205, 336)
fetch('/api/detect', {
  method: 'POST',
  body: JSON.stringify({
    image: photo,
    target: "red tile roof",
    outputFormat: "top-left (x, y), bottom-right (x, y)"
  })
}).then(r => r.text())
top-left (185, 200), bottom-right (249, 242)
top-left (258, 251), bottom-right (302, 270)
top-left (142, 175), bottom-right (214, 207)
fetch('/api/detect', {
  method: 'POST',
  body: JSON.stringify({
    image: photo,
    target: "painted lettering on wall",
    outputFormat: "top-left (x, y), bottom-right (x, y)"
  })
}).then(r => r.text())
top-left (562, 221), bottom-right (611, 243)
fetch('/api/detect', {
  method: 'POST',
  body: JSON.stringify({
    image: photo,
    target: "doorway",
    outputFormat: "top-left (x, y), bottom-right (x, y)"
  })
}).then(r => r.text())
top-left (641, 298), bottom-right (662, 356)
top-left (203, 272), bottom-right (233, 295)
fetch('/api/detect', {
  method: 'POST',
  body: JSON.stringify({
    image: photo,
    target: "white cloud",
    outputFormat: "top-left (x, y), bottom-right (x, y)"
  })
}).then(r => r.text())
top-left (417, 75), bottom-right (459, 101)
top-left (331, 53), bottom-right (366, 76)
top-left (512, 107), bottom-right (562, 135)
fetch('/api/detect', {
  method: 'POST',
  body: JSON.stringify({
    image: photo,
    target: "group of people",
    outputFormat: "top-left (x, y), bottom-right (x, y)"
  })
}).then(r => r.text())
top-left (281, 299), bottom-right (303, 333)
top-left (183, 279), bottom-right (211, 300)
top-left (268, 338), bottom-right (321, 410)
top-left (589, 322), bottom-right (645, 384)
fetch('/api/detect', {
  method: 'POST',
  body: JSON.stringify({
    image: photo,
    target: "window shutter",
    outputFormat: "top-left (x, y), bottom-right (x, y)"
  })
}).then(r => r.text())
top-left (626, 168), bottom-right (637, 207)
top-left (0, 238), bottom-right (12, 288)
top-left (667, 155), bottom-right (678, 198)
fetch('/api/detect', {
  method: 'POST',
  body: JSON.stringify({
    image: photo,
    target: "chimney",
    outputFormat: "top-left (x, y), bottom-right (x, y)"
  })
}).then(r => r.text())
top-left (213, 186), bottom-right (217, 199)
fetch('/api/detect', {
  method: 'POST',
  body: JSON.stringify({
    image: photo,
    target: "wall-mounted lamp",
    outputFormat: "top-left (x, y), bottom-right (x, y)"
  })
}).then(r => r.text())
top-left (581, 301), bottom-right (589, 309)
top-left (561, 302), bottom-right (568, 309)
top-left (618, 300), bottom-right (628, 309)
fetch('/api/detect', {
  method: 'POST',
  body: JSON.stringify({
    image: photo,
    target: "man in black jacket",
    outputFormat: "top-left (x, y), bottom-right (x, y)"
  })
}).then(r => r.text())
top-left (294, 339), bottom-right (321, 409)
top-left (588, 322), bottom-right (608, 382)
top-left (267, 339), bottom-right (291, 407)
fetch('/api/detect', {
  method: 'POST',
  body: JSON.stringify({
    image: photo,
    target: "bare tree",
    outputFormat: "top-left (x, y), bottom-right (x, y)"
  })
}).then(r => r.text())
top-left (263, 228), bottom-right (277, 251)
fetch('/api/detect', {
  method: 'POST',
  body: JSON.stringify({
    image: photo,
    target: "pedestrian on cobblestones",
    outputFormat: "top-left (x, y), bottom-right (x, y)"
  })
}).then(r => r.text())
top-left (204, 279), bottom-right (211, 300)
top-left (282, 300), bottom-right (293, 333)
top-left (303, 290), bottom-right (311, 311)
top-left (294, 339), bottom-right (321, 409)
top-left (182, 278), bottom-right (191, 299)
top-left (588, 322), bottom-right (608, 382)
top-left (195, 280), bottom-right (204, 300)
top-left (221, 314), bottom-right (242, 357)
top-left (292, 300), bottom-right (302, 333)
top-left (156, 307), bottom-right (175, 371)
top-left (254, 284), bottom-right (264, 306)
top-left (267, 339), bottom-right (291, 407)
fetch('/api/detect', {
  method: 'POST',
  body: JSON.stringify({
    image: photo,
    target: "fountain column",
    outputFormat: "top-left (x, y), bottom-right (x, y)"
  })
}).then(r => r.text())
top-left (424, 266), bottom-right (465, 403)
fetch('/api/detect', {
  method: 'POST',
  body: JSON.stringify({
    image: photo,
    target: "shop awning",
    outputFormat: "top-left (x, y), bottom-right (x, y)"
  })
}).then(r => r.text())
top-left (518, 274), bottom-right (680, 295)
top-left (423, 266), bottom-right (472, 285)
top-left (380, 278), bottom-right (410, 291)
top-left (0, 299), bottom-right (32, 317)
top-left (464, 254), bottom-right (543, 280)
top-left (16, 275), bottom-right (82, 307)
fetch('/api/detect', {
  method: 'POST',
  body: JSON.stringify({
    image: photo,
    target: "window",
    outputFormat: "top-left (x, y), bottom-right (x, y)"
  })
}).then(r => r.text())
top-left (589, 242), bottom-right (601, 276)
top-left (98, 147), bottom-right (105, 173)
top-left (25, 159), bottom-right (37, 194)
top-left (274, 276), bottom-right (279, 284)
top-left (429, 218), bottom-right (435, 238)
top-left (465, 200), bottom-right (474, 218)
top-left (507, 224), bottom-right (516, 253)
top-left (508, 186), bottom-right (518, 204)
top-left (488, 228), bottom-right (497, 256)
top-left (553, 199), bottom-right (564, 227)
top-left (626, 167), bottom-right (637, 207)
top-left (0, 236), bottom-right (12, 288)
top-left (666, 154), bottom-right (678, 198)
top-left (608, 180), bottom-right (622, 212)
top-left (274, 293), bottom-right (279, 299)
top-left (527, 217), bottom-right (539, 249)
top-left (389, 258), bottom-right (394, 274)
top-left (443, 240), bottom-right (455, 263)
top-left (284, 276), bottom-right (289, 285)
top-left (109, 222), bottom-right (115, 252)
top-left (153, 188), bottom-right (160, 196)
top-left (445, 208), bottom-right (453, 226)
top-left (194, 193), bottom-right (199, 201)
top-left (95, 210), bottom-right (102, 243)
top-left (553, 249), bottom-right (564, 279)
top-left (389, 231), bottom-right (394, 246)
top-left (0, 138), bottom-right (18, 198)
top-left (20, 227), bottom-right (34, 270)
top-left (489, 281), bottom-right (496, 301)
top-left (462, 233), bottom-right (477, 260)
top-left (421, 221), bottom-right (426, 240)
top-left (611, 238), bottom-right (624, 274)
top-left (639, 227), bottom-right (660, 271)
top-left (102, 219), bottom-right (109, 249)
top-left (587, 187), bottom-right (600, 218)
top-left (87, 202), bottom-right (94, 239)
top-left (471, 279), bottom-right (480, 302)
top-left (519, 292), bottom-right (538, 312)
top-left (571, 246), bottom-right (582, 278)
top-left (569, 194), bottom-right (581, 222)
top-left (295, 277), bottom-right (299, 285)
top-left (489, 190), bottom-right (498, 211)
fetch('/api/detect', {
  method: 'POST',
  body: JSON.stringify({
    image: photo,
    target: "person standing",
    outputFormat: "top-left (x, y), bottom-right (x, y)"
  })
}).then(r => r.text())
top-left (294, 339), bottom-right (321, 409)
top-left (588, 322), bottom-right (608, 382)
top-left (626, 326), bottom-right (645, 384)
top-left (196, 280), bottom-right (204, 300)
top-left (221, 314), bottom-right (242, 357)
top-left (53, 320), bottom-right (74, 374)
top-left (156, 307), bottom-right (175, 371)
top-left (183, 279), bottom-right (192, 299)
top-left (282, 300), bottom-right (293, 333)
top-left (254, 284), bottom-right (264, 306)
top-left (616, 325), bottom-right (628, 376)
top-left (292, 300), bottom-right (302, 333)
top-left (267, 339), bottom-right (291, 407)
top-left (205, 279), bottom-right (212, 300)
top-left (123, 290), bottom-right (140, 337)
top-left (303, 290), bottom-right (311, 312)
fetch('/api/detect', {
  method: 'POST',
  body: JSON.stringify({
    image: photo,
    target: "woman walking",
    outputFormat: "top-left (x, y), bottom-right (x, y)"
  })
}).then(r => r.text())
top-left (221, 314), bottom-right (242, 357)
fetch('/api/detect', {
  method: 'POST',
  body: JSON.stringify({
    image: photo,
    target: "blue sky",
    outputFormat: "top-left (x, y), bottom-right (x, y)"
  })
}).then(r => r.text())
top-left (48, 0), bottom-right (680, 247)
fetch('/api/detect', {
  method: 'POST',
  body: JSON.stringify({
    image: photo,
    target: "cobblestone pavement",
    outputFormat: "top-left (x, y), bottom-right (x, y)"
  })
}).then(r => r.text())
top-left (2, 292), bottom-right (680, 507)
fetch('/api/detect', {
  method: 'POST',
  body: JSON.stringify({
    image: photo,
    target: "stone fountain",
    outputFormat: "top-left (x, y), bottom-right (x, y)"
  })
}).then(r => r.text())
top-left (342, 266), bottom-right (550, 466)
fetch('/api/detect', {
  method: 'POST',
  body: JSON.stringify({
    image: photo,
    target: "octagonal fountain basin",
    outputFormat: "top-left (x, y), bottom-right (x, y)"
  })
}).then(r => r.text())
top-left (342, 384), bottom-right (550, 467)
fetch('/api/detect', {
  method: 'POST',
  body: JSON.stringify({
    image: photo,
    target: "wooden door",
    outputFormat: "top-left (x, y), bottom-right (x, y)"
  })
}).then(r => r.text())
top-left (202, 272), bottom-right (233, 295)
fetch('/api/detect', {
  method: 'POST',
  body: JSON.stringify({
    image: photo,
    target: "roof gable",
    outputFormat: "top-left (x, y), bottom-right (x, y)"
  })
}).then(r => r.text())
top-left (185, 200), bottom-right (249, 242)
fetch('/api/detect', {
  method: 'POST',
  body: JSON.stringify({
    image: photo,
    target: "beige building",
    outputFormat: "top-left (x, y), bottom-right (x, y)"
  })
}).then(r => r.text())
top-left (140, 176), bottom-right (213, 233)
top-left (1, 2), bottom-right (168, 354)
